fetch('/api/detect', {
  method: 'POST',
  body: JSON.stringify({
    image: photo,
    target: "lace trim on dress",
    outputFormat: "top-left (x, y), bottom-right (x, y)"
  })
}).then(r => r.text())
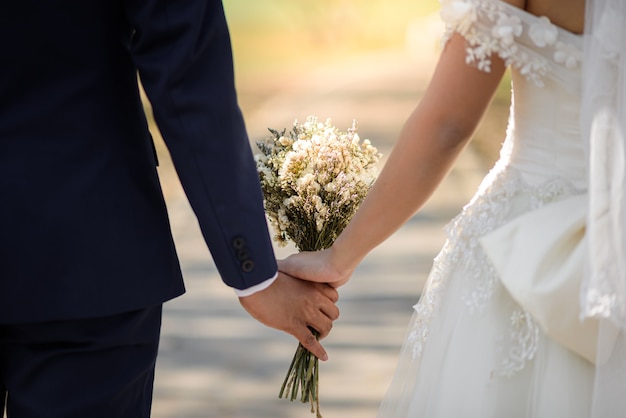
top-left (409, 160), bottom-right (583, 377)
top-left (440, 0), bottom-right (582, 87)
top-left (495, 309), bottom-right (540, 377)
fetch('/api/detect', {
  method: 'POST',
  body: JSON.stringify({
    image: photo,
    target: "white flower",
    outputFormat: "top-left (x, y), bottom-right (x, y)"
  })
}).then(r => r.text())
top-left (278, 135), bottom-right (293, 146)
top-left (491, 13), bottom-right (522, 46)
top-left (554, 41), bottom-right (581, 69)
top-left (315, 216), bottom-right (325, 233)
top-left (528, 16), bottom-right (558, 48)
top-left (277, 208), bottom-right (290, 228)
top-left (292, 139), bottom-right (311, 153)
top-left (296, 173), bottom-right (321, 194)
top-left (440, 0), bottom-right (477, 34)
top-left (325, 182), bottom-right (337, 193)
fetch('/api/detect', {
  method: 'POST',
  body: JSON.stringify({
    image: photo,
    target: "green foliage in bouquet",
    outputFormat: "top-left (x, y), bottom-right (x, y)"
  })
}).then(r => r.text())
top-left (255, 116), bottom-right (380, 417)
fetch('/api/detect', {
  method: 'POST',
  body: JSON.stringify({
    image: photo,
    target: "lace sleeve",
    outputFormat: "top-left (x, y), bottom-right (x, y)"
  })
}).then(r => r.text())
top-left (439, 0), bottom-right (582, 87)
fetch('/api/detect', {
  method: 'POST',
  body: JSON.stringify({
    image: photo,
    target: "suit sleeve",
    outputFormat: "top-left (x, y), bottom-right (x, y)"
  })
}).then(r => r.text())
top-left (123, 0), bottom-right (277, 290)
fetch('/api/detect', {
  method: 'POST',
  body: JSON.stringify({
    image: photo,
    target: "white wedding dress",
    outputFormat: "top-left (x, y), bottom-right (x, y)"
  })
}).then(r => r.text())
top-left (378, 1), bottom-right (596, 417)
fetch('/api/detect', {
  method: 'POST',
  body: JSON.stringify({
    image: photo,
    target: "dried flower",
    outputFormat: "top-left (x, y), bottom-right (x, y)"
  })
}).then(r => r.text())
top-left (256, 116), bottom-right (380, 417)
top-left (256, 116), bottom-right (380, 252)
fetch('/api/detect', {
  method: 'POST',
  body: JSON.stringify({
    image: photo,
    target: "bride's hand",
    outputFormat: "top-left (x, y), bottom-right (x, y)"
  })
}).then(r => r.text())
top-left (278, 249), bottom-right (352, 288)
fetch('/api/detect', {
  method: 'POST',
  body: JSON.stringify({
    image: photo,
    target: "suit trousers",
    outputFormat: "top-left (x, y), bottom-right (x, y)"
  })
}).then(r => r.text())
top-left (0, 305), bottom-right (162, 418)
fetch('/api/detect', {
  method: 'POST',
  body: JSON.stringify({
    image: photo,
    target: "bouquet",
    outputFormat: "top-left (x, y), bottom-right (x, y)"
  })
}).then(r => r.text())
top-left (255, 116), bottom-right (380, 417)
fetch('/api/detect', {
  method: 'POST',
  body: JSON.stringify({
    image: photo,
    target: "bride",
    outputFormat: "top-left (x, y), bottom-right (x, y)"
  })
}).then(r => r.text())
top-left (280, 0), bottom-right (626, 416)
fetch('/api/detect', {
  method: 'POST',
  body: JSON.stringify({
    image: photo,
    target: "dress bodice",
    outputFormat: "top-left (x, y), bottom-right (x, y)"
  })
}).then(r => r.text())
top-left (441, 0), bottom-right (586, 188)
top-left (505, 63), bottom-right (586, 188)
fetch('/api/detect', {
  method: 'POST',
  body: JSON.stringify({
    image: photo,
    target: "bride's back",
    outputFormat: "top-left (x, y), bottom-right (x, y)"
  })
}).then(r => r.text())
top-left (510, 0), bottom-right (585, 33)
top-left (496, 0), bottom-right (588, 188)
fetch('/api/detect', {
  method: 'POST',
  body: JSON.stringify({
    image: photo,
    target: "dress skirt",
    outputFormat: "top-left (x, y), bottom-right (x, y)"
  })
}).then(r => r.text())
top-left (377, 164), bottom-right (594, 418)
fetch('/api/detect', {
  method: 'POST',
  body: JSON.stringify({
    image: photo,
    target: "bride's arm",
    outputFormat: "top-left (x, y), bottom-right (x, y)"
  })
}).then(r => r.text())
top-left (279, 33), bottom-right (507, 286)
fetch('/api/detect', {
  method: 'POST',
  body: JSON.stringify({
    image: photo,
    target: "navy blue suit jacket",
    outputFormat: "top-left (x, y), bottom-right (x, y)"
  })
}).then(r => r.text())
top-left (0, 0), bottom-right (277, 322)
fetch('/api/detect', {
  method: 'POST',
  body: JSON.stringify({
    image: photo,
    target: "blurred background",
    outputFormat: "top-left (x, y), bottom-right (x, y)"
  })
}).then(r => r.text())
top-left (150, 1), bottom-right (511, 417)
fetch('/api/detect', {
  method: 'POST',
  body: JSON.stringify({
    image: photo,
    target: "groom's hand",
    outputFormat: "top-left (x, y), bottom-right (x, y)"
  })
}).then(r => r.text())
top-left (239, 272), bottom-right (340, 361)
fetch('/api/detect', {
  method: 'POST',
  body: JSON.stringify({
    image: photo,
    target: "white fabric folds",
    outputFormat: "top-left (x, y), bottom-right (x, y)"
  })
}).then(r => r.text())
top-left (480, 194), bottom-right (600, 364)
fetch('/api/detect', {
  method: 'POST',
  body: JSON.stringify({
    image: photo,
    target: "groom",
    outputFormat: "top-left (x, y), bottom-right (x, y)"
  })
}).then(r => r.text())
top-left (0, 0), bottom-right (338, 416)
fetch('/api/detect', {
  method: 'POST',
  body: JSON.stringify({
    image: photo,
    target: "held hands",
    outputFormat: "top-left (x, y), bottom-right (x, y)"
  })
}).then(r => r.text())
top-left (240, 248), bottom-right (353, 360)
top-left (278, 248), bottom-right (353, 288)
top-left (239, 271), bottom-right (340, 361)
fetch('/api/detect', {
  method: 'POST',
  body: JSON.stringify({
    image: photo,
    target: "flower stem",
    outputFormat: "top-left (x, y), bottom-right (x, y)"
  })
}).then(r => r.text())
top-left (278, 329), bottom-right (322, 417)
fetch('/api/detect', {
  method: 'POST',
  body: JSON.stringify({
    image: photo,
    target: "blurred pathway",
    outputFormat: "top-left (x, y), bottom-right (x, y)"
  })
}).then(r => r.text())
top-left (151, 14), bottom-right (490, 418)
